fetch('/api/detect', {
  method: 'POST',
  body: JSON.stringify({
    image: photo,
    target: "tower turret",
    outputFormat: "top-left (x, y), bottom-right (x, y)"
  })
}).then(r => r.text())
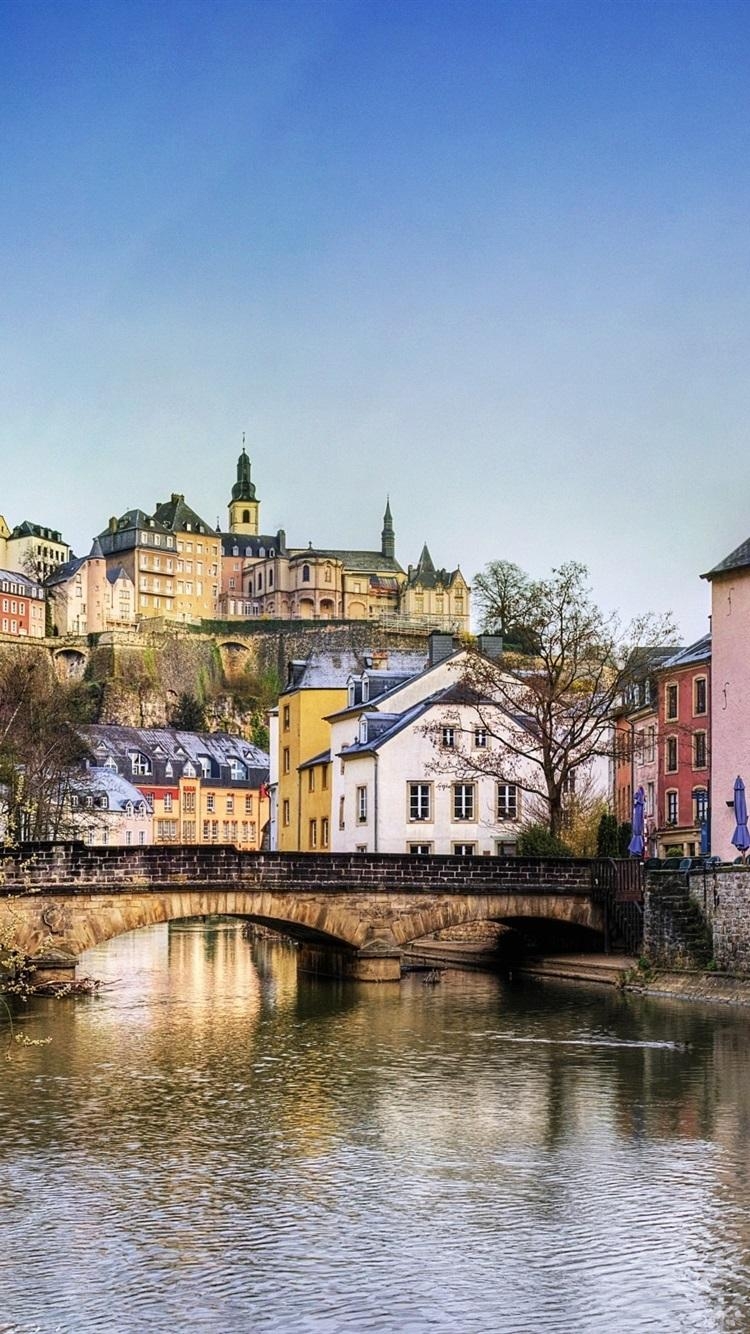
top-left (228, 438), bottom-right (260, 535)
top-left (381, 498), bottom-right (395, 560)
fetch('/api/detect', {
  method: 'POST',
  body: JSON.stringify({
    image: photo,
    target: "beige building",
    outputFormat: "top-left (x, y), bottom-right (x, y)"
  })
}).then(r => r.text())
top-left (46, 539), bottom-right (136, 635)
top-left (98, 510), bottom-right (177, 620)
top-left (0, 518), bottom-right (70, 581)
top-left (152, 494), bottom-right (221, 622)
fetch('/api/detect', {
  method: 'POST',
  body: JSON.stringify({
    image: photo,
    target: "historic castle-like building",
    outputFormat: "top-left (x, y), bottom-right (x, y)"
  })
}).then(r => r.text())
top-left (217, 445), bottom-right (470, 630)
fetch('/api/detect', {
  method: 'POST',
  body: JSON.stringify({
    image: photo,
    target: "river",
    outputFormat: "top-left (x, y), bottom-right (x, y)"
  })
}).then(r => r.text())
top-left (2, 919), bottom-right (750, 1333)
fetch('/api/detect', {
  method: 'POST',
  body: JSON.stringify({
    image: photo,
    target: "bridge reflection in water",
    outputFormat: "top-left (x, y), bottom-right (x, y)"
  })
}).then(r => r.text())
top-left (0, 844), bottom-right (642, 983)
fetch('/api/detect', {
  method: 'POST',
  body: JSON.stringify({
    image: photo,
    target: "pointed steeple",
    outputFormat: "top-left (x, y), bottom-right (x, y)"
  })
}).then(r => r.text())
top-left (231, 437), bottom-right (257, 503)
top-left (417, 543), bottom-right (435, 575)
top-left (88, 536), bottom-right (105, 560)
top-left (228, 435), bottom-right (260, 536)
top-left (381, 498), bottom-right (395, 560)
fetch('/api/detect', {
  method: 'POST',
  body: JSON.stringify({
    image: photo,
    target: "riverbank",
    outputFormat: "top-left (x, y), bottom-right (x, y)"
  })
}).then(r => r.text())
top-left (404, 940), bottom-right (750, 1007)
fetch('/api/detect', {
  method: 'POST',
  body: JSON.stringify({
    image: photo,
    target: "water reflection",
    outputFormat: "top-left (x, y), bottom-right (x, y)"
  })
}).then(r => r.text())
top-left (2, 920), bottom-right (750, 1332)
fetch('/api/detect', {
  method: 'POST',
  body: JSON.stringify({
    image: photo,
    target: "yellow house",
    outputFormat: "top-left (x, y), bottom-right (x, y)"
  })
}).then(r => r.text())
top-left (152, 495), bottom-right (221, 622)
top-left (298, 751), bottom-right (333, 851)
top-left (277, 676), bottom-right (347, 851)
top-left (275, 647), bottom-right (428, 851)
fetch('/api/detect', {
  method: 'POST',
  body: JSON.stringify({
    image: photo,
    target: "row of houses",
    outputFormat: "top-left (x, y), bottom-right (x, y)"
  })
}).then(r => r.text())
top-left (611, 525), bottom-right (750, 865)
top-left (0, 444), bottom-right (471, 637)
top-left (269, 632), bottom-right (608, 857)
top-left (40, 727), bottom-right (270, 849)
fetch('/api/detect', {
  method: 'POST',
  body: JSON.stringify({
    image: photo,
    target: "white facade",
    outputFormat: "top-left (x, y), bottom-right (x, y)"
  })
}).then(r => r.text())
top-left (68, 768), bottom-right (153, 846)
top-left (330, 697), bottom-right (526, 856)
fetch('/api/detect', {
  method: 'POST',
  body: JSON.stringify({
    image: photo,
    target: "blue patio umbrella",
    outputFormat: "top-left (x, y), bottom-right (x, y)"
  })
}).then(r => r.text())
top-left (628, 786), bottom-right (645, 857)
top-left (731, 776), bottom-right (750, 857)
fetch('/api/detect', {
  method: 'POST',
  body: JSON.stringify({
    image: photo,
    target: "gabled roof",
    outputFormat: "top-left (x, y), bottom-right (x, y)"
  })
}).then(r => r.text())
top-left (702, 538), bottom-right (750, 580)
top-left (405, 543), bottom-right (464, 590)
top-left (45, 555), bottom-right (86, 587)
top-left (311, 549), bottom-right (404, 575)
top-left (10, 520), bottom-right (65, 543)
top-left (98, 510), bottom-right (172, 542)
top-left (77, 724), bottom-right (269, 780)
top-left (297, 748), bottom-right (331, 773)
top-left (152, 494), bottom-right (216, 537)
top-left (660, 633), bottom-right (711, 670)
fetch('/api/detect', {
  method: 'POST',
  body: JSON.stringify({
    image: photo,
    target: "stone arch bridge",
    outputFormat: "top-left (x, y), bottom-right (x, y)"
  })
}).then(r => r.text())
top-left (0, 844), bottom-right (615, 982)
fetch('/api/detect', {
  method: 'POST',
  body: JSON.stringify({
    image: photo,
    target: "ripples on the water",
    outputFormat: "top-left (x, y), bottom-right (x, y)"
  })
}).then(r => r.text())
top-left (2, 920), bottom-right (750, 1334)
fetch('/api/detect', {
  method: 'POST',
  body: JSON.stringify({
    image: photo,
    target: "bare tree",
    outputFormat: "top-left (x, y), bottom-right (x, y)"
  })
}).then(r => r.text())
top-left (431, 561), bottom-right (677, 839)
top-left (0, 649), bottom-right (91, 843)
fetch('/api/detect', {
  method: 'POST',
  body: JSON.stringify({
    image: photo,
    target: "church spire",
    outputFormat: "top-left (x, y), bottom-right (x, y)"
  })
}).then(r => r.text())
top-left (381, 498), bottom-right (395, 560)
top-left (228, 434), bottom-right (260, 536)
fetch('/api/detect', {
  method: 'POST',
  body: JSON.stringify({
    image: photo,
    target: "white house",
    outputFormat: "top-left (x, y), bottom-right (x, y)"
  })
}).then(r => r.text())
top-left (67, 767), bottom-right (152, 846)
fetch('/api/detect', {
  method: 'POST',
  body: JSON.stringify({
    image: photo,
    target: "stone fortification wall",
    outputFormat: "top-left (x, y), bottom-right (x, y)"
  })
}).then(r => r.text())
top-left (686, 868), bottom-right (750, 974)
top-left (644, 873), bottom-right (713, 969)
top-left (0, 621), bottom-right (432, 730)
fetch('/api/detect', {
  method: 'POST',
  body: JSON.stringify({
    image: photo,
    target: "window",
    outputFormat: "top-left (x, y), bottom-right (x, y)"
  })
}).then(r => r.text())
top-left (207, 793), bottom-right (215, 813)
top-left (282, 799), bottom-right (290, 826)
top-left (130, 751), bottom-right (151, 776)
top-left (321, 817), bottom-right (329, 848)
top-left (184, 790), bottom-right (196, 813)
top-left (226, 795), bottom-right (234, 813)
top-left (164, 793), bottom-right (173, 812)
top-left (666, 683), bottom-right (678, 721)
top-left (339, 795), bottom-right (345, 830)
top-left (474, 727), bottom-right (487, 748)
top-left (694, 677), bottom-right (707, 716)
top-left (645, 727), bottom-right (655, 763)
top-left (497, 783), bottom-right (519, 821)
top-left (453, 783), bottom-right (475, 821)
top-left (309, 819), bottom-right (318, 849)
top-left (409, 844), bottom-right (432, 855)
top-left (322, 766), bottom-right (329, 791)
top-left (666, 790), bottom-right (678, 824)
top-left (694, 732), bottom-right (707, 769)
top-left (496, 841), bottom-right (517, 857)
top-left (356, 786), bottom-right (368, 823)
top-left (308, 769), bottom-right (315, 793)
top-left (409, 783), bottom-right (431, 822)
top-left (302, 564), bottom-right (310, 582)
top-left (229, 759), bottom-right (245, 780)
top-left (694, 789), bottom-right (708, 824)
top-left (453, 843), bottom-right (476, 856)
top-left (245, 794), bottom-right (253, 814)
top-left (283, 747), bottom-right (290, 774)
top-left (441, 726), bottom-right (455, 748)
top-left (666, 736), bottom-right (678, 772)
top-left (647, 781), bottom-right (655, 817)
top-left (283, 704), bottom-right (290, 731)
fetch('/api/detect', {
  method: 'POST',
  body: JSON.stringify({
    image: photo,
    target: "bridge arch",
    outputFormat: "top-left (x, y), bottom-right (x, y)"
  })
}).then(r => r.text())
top-left (388, 893), bottom-right (603, 949)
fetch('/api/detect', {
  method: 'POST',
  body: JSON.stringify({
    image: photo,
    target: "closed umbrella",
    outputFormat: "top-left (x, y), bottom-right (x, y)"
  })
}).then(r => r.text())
top-left (731, 776), bottom-right (750, 860)
top-left (628, 786), bottom-right (645, 857)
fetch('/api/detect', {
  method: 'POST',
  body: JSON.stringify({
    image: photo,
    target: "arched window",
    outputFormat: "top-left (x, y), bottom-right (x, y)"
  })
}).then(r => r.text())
top-left (242, 510), bottom-right (250, 523)
top-left (229, 758), bottom-right (246, 781)
top-left (302, 564), bottom-right (310, 583)
top-left (268, 569), bottom-right (274, 588)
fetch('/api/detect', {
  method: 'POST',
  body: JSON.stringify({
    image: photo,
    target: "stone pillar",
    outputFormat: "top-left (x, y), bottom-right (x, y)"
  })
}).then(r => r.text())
top-left (30, 950), bottom-right (79, 988)
top-left (297, 943), bottom-right (403, 982)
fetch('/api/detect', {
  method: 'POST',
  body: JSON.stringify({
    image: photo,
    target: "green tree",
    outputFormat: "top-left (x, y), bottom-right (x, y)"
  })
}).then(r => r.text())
top-left (518, 823), bottom-right (572, 857)
top-left (169, 692), bottom-right (207, 732)
top-left (597, 813), bottom-right (620, 857)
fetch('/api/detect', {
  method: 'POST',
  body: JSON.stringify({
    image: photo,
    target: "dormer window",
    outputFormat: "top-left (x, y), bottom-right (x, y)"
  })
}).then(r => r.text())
top-left (229, 758), bottom-right (246, 780)
top-left (198, 756), bottom-right (211, 778)
top-left (104, 756), bottom-right (117, 770)
top-left (184, 762), bottom-right (196, 777)
top-left (185, 522), bottom-right (192, 531)
top-left (165, 761), bottom-right (173, 777)
top-left (129, 751), bottom-right (152, 776)
top-left (362, 678), bottom-right (370, 702)
top-left (359, 718), bottom-right (368, 744)
top-left (269, 548), bottom-right (275, 557)
top-left (125, 802), bottom-right (133, 816)
top-left (233, 546), bottom-right (239, 557)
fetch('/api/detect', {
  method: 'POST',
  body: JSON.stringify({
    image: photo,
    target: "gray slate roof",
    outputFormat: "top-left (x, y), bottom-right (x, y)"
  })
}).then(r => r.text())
top-left (69, 767), bottom-right (149, 811)
top-left (661, 634), bottom-right (711, 669)
top-left (284, 650), bottom-right (427, 694)
top-left (153, 494), bottom-right (216, 537)
top-left (702, 538), bottom-right (750, 580)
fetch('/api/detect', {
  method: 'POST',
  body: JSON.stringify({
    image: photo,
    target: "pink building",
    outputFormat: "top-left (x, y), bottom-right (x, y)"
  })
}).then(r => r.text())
top-left (702, 541), bottom-right (750, 861)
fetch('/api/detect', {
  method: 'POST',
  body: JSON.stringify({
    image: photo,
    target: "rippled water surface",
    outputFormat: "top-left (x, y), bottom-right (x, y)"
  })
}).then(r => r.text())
top-left (3, 922), bottom-right (750, 1333)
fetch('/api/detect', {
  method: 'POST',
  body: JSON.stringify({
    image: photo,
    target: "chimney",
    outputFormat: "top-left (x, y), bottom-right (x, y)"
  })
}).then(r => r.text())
top-left (477, 634), bottom-right (503, 661)
top-left (109, 516), bottom-right (117, 533)
top-left (429, 631), bottom-right (454, 666)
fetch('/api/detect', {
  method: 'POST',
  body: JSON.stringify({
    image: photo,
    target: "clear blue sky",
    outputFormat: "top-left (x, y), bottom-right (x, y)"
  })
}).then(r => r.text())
top-left (2, 0), bottom-right (749, 639)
